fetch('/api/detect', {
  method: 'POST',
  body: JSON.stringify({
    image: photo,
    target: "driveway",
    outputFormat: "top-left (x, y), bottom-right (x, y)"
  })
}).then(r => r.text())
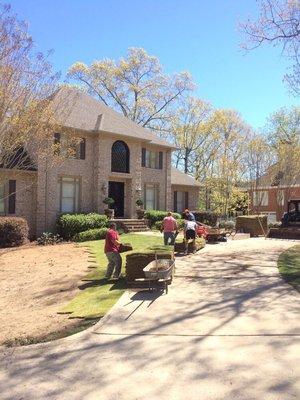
top-left (0, 238), bottom-right (299, 400)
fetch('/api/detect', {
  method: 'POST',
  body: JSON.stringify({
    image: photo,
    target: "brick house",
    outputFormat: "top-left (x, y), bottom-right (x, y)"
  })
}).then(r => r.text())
top-left (0, 87), bottom-right (200, 237)
top-left (249, 173), bottom-right (300, 222)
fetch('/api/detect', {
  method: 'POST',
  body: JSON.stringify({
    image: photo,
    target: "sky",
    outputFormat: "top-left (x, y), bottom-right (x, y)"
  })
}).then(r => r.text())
top-left (9, 0), bottom-right (299, 130)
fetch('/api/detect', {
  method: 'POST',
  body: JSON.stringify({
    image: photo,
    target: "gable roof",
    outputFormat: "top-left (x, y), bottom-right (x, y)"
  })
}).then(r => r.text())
top-left (171, 167), bottom-right (202, 187)
top-left (51, 86), bottom-right (176, 149)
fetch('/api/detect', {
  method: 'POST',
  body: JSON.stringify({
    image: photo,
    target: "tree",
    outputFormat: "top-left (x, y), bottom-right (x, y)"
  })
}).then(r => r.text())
top-left (200, 109), bottom-right (251, 215)
top-left (67, 47), bottom-right (194, 130)
top-left (170, 96), bottom-right (213, 173)
top-left (240, 0), bottom-right (300, 95)
top-left (266, 106), bottom-right (300, 213)
top-left (0, 4), bottom-right (59, 175)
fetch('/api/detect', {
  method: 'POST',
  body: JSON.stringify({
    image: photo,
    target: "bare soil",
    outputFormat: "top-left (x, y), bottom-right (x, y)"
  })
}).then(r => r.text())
top-left (0, 243), bottom-right (93, 345)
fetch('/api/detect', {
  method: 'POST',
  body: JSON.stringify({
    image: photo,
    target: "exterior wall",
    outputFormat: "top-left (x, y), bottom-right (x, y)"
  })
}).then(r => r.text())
top-left (35, 130), bottom-right (171, 234)
top-left (94, 133), bottom-right (144, 218)
top-left (171, 185), bottom-right (200, 212)
top-left (249, 186), bottom-right (300, 221)
top-left (141, 145), bottom-right (171, 211)
top-left (36, 130), bottom-right (95, 235)
top-left (0, 169), bottom-right (37, 237)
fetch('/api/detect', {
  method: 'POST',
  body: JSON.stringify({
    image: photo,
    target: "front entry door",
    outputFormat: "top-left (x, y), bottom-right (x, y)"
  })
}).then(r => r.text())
top-left (108, 181), bottom-right (124, 218)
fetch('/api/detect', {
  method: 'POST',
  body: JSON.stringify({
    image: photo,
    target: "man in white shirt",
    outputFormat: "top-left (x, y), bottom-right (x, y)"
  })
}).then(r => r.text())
top-left (184, 218), bottom-right (198, 255)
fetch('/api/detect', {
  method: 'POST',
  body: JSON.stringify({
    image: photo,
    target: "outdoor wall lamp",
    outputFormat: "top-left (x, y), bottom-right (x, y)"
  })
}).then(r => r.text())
top-left (101, 183), bottom-right (108, 194)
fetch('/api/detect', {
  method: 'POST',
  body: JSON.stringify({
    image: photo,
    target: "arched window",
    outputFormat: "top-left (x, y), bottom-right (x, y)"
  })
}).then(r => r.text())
top-left (111, 140), bottom-right (130, 173)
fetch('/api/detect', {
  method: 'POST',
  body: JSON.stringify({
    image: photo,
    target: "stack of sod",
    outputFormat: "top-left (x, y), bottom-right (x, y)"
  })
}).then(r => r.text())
top-left (126, 249), bottom-right (174, 282)
top-left (236, 215), bottom-right (267, 237)
top-left (174, 237), bottom-right (206, 253)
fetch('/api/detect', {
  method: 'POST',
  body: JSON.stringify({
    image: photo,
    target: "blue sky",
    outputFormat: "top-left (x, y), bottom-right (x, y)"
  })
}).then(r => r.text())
top-left (9, 0), bottom-right (298, 129)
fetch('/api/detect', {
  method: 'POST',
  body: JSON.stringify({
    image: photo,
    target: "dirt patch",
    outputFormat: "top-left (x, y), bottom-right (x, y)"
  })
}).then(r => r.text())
top-left (0, 243), bottom-right (94, 345)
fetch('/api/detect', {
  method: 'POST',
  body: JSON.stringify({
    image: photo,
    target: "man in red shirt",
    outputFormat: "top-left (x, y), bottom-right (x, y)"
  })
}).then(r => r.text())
top-left (104, 222), bottom-right (122, 279)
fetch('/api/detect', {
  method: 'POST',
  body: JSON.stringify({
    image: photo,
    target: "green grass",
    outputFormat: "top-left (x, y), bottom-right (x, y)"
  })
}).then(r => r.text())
top-left (61, 233), bottom-right (166, 318)
top-left (278, 245), bottom-right (300, 292)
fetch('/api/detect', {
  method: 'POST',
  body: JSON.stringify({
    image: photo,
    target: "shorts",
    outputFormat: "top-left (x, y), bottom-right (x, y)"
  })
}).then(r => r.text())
top-left (185, 229), bottom-right (196, 240)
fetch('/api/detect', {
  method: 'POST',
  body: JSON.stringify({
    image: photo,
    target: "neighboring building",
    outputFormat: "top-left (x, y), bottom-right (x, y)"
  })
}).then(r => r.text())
top-left (0, 87), bottom-right (200, 236)
top-left (248, 171), bottom-right (300, 222)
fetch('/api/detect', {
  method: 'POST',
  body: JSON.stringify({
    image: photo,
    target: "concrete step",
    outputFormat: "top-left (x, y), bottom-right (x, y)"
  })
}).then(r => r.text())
top-left (113, 219), bottom-right (150, 233)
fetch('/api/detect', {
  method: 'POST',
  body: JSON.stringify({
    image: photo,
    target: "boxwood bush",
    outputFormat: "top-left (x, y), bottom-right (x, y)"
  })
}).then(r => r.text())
top-left (57, 213), bottom-right (108, 239)
top-left (0, 217), bottom-right (29, 248)
top-left (192, 211), bottom-right (219, 226)
top-left (73, 228), bottom-right (108, 242)
top-left (144, 210), bottom-right (181, 227)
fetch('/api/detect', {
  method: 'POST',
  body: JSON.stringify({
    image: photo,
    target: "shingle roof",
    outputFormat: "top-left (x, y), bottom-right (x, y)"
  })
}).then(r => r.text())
top-left (51, 86), bottom-right (176, 149)
top-left (171, 167), bottom-right (202, 187)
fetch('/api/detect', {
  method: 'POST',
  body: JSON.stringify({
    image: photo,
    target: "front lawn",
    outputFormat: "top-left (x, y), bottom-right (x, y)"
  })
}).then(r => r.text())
top-left (277, 245), bottom-right (300, 292)
top-left (61, 233), bottom-right (166, 318)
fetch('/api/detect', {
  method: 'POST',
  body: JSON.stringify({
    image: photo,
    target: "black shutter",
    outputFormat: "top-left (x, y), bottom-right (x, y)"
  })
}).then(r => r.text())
top-left (158, 151), bottom-right (163, 169)
top-left (79, 138), bottom-right (86, 160)
top-left (54, 132), bottom-right (61, 155)
top-left (174, 191), bottom-right (177, 212)
top-left (185, 191), bottom-right (189, 209)
top-left (141, 148), bottom-right (146, 167)
top-left (8, 180), bottom-right (16, 214)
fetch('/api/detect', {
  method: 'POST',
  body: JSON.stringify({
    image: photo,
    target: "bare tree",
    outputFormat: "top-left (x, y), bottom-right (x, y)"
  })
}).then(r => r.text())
top-left (240, 0), bottom-right (300, 95)
top-left (67, 47), bottom-right (194, 130)
top-left (170, 96), bottom-right (213, 173)
top-left (0, 4), bottom-right (60, 176)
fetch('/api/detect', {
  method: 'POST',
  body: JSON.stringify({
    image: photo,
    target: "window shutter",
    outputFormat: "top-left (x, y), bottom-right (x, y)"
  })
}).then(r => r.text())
top-left (158, 152), bottom-right (163, 169)
top-left (141, 148), bottom-right (146, 167)
top-left (54, 132), bottom-right (61, 155)
top-left (174, 191), bottom-right (177, 212)
top-left (8, 180), bottom-right (16, 214)
top-left (79, 138), bottom-right (86, 160)
top-left (185, 191), bottom-right (189, 209)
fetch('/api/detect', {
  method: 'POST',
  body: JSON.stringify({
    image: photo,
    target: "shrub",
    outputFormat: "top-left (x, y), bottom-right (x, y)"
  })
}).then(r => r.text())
top-left (73, 228), bottom-right (108, 242)
top-left (144, 210), bottom-right (181, 226)
top-left (37, 232), bottom-right (62, 245)
top-left (192, 211), bottom-right (219, 226)
top-left (0, 217), bottom-right (29, 248)
top-left (57, 213), bottom-right (108, 239)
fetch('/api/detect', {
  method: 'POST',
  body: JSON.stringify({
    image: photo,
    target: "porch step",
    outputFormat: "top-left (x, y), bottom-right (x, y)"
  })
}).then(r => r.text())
top-left (113, 219), bottom-right (150, 233)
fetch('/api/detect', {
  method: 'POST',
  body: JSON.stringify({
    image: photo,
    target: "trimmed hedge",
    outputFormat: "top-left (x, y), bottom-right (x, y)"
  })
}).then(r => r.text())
top-left (192, 211), bottom-right (219, 226)
top-left (145, 210), bottom-right (181, 227)
top-left (0, 217), bottom-right (29, 248)
top-left (57, 213), bottom-right (108, 239)
top-left (73, 228), bottom-right (108, 242)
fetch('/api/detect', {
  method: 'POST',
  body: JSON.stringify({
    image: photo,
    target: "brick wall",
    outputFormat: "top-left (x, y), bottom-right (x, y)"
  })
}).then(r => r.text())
top-left (249, 186), bottom-right (300, 220)
top-left (0, 169), bottom-right (37, 237)
top-left (171, 185), bottom-right (200, 212)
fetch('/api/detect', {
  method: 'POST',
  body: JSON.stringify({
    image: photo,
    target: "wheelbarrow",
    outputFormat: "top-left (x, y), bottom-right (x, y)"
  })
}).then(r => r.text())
top-left (143, 255), bottom-right (175, 294)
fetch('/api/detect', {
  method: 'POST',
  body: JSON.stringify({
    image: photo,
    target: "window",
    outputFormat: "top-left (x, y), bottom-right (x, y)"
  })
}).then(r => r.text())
top-left (142, 148), bottom-right (163, 169)
top-left (144, 184), bottom-right (159, 210)
top-left (0, 183), bottom-right (4, 213)
top-left (277, 189), bottom-right (285, 206)
top-left (60, 177), bottom-right (81, 213)
top-left (111, 141), bottom-right (130, 173)
top-left (253, 191), bottom-right (268, 207)
top-left (174, 190), bottom-right (188, 212)
top-left (54, 133), bottom-right (86, 160)
top-left (0, 180), bottom-right (16, 214)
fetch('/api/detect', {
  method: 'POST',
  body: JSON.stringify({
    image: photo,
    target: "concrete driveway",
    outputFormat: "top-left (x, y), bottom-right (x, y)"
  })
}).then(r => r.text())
top-left (0, 238), bottom-right (299, 400)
